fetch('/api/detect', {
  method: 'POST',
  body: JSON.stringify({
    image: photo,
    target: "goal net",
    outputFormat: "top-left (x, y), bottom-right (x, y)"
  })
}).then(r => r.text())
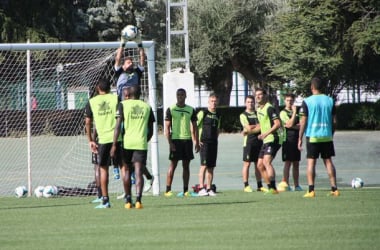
top-left (0, 41), bottom-right (160, 197)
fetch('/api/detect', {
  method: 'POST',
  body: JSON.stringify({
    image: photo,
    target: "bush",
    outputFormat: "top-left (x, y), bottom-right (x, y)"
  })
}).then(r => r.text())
top-left (336, 102), bottom-right (380, 130)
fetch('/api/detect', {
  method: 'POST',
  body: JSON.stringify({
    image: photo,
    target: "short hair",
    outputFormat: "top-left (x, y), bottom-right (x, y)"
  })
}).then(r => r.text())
top-left (124, 56), bottom-right (133, 63)
top-left (255, 87), bottom-right (266, 95)
top-left (284, 93), bottom-right (295, 99)
top-left (130, 85), bottom-right (141, 99)
top-left (245, 95), bottom-right (255, 101)
top-left (311, 77), bottom-right (323, 91)
top-left (97, 78), bottom-right (110, 92)
top-left (177, 88), bottom-right (186, 95)
top-left (209, 92), bottom-right (218, 99)
top-left (124, 85), bottom-right (141, 100)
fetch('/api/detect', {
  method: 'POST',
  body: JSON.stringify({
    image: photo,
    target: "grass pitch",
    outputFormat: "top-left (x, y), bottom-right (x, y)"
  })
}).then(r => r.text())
top-left (1, 188), bottom-right (379, 250)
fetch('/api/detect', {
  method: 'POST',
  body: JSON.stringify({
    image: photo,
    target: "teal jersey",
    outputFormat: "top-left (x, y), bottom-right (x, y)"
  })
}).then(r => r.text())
top-left (301, 94), bottom-right (334, 142)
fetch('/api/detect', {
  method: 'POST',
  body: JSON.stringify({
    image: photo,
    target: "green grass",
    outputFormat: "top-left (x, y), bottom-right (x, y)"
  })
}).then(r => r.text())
top-left (1, 188), bottom-right (380, 250)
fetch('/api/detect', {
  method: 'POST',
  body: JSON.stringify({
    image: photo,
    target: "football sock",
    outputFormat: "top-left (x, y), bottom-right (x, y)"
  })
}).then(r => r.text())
top-left (97, 187), bottom-right (102, 198)
top-left (102, 196), bottom-right (109, 204)
top-left (244, 182), bottom-right (249, 187)
top-left (166, 186), bottom-right (171, 193)
top-left (184, 186), bottom-right (188, 193)
top-left (331, 186), bottom-right (337, 192)
top-left (308, 185), bottom-right (314, 192)
top-left (125, 195), bottom-right (132, 203)
top-left (136, 195), bottom-right (141, 203)
top-left (257, 181), bottom-right (263, 189)
top-left (270, 180), bottom-right (277, 190)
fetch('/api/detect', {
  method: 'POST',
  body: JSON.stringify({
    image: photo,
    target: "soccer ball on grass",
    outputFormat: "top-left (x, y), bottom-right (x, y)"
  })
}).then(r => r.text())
top-left (34, 186), bottom-right (45, 198)
top-left (15, 186), bottom-right (28, 198)
top-left (351, 177), bottom-right (364, 189)
top-left (121, 25), bottom-right (138, 41)
top-left (43, 185), bottom-right (58, 198)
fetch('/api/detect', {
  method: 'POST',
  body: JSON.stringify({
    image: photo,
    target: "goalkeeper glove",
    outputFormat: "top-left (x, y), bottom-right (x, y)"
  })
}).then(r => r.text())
top-left (120, 36), bottom-right (126, 48)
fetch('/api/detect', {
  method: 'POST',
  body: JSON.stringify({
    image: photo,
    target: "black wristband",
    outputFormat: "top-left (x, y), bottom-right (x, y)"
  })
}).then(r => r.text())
top-left (137, 43), bottom-right (142, 48)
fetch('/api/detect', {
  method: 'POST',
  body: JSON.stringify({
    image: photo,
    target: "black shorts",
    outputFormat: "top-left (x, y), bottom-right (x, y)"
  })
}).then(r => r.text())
top-left (97, 142), bottom-right (122, 166)
top-left (200, 142), bottom-right (218, 168)
top-left (306, 138), bottom-right (335, 159)
top-left (258, 142), bottom-right (281, 159)
top-left (97, 143), bottom-right (112, 166)
top-left (243, 141), bottom-right (262, 163)
top-left (122, 148), bottom-right (148, 165)
top-left (169, 139), bottom-right (194, 161)
top-left (282, 140), bottom-right (301, 162)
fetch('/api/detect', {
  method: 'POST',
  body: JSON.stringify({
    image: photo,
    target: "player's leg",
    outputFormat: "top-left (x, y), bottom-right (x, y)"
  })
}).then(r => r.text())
top-left (91, 152), bottom-right (102, 203)
top-left (198, 142), bottom-right (208, 196)
top-left (242, 144), bottom-right (252, 192)
top-left (304, 158), bottom-right (316, 195)
top-left (165, 159), bottom-right (178, 197)
top-left (292, 161), bottom-right (301, 189)
top-left (182, 159), bottom-right (190, 194)
top-left (198, 164), bottom-right (208, 196)
top-left (304, 139), bottom-right (318, 197)
top-left (206, 167), bottom-right (216, 196)
top-left (242, 161), bottom-right (252, 192)
top-left (121, 149), bottom-right (134, 208)
top-left (254, 162), bottom-right (266, 192)
top-left (134, 161), bottom-right (144, 208)
top-left (262, 154), bottom-right (278, 192)
top-left (203, 143), bottom-right (217, 196)
top-left (322, 141), bottom-right (339, 196)
top-left (94, 143), bottom-right (111, 208)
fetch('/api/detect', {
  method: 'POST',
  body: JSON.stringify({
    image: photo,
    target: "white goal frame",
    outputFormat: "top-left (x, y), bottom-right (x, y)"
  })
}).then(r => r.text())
top-left (0, 41), bottom-right (161, 196)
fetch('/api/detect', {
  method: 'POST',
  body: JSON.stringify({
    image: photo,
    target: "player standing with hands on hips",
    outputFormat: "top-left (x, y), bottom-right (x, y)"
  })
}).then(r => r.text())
top-left (298, 77), bottom-right (339, 198)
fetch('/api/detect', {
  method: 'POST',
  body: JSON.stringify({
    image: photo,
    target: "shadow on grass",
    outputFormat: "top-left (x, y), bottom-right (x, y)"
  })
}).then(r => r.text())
top-left (154, 197), bottom-right (258, 208)
top-left (0, 202), bottom-right (85, 210)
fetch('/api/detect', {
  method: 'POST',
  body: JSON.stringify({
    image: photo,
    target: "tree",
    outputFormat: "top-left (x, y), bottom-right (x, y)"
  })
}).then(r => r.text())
top-left (264, 0), bottom-right (380, 98)
top-left (0, 0), bottom-right (90, 43)
top-left (188, 0), bottom-right (276, 105)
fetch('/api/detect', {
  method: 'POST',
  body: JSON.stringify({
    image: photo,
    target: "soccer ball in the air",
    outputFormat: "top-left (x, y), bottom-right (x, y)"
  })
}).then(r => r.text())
top-left (34, 186), bottom-right (45, 198)
top-left (351, 177), bottom-right (364, 189)
top-left (121, 25), bottom-right (138, 40)
top-left (15, 186), bottom-right (28, 198)
top-left (43, 185), bottom-right (57, 198)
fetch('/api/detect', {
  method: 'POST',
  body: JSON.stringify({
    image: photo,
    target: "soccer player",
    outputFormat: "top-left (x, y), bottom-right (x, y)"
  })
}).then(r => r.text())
top-left (85, 78), bottom-right (119, 208)
top-left (111, 86), bottom-right (155, 209)
top-left (298, 77), bottom-right (339, 198)
top-left (240, 95), bottom-right (267, 193)
top-left (278, 93), bottom-right (302, 191)
top-left (113, 40), bottom-right (145, 179)
top-left (255, 88), bottom-right (282, 194)
top-left (114, 40), bottom-right (145, 101)
top-left (197, 93), bottom-right (221, 197)
top-left (164, 88), bottom-right (200, 197)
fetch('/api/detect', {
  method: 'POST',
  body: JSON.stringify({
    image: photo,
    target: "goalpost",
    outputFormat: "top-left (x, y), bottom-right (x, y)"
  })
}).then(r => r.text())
top-left (0, 41), bottom-right (160, 197)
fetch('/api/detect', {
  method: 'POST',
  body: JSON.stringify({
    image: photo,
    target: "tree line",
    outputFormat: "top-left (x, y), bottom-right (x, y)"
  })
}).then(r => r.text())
top-left (1, 0), bottom-right (379, 105)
